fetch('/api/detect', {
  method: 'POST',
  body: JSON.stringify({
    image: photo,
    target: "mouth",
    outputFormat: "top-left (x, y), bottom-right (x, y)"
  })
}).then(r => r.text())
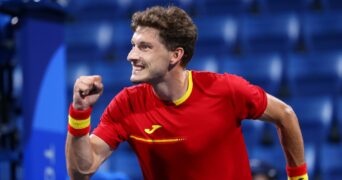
top-left (132, 63), bottom-right (145, 73)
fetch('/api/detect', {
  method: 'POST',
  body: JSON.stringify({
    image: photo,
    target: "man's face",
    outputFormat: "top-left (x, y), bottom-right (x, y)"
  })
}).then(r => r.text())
top-left (127, 26), bottom-right (172, 84)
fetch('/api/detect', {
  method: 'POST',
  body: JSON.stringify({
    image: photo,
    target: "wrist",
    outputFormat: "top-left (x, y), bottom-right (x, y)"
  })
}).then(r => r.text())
top-left (286, 163), bottom-right (308, 180)
top-left (72, 102), bottom-right (91, 112)
top-left (68, 104), bottom-right (92, 137)
top-left (69, 104), bottom-right (92, 118)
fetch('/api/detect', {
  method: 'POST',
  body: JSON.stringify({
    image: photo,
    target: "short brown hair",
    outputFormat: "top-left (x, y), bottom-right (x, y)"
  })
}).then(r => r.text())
top-left (131, 6), bottom-right (197, 67)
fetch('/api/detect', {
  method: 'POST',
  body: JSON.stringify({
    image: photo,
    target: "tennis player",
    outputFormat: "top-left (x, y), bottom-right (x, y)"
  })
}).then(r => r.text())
top-left (66, 6), bottom-right (308, 180)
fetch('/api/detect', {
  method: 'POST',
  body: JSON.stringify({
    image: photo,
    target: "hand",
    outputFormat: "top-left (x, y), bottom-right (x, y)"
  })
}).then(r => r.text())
top-left (72, 75), bottom-right (104, 110)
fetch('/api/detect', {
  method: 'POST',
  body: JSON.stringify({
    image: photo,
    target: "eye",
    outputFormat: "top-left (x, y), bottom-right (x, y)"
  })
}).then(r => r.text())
top-left (140, 44), bottom-right (149, 50)
top-left (138, 42), bottom-right (152, 51)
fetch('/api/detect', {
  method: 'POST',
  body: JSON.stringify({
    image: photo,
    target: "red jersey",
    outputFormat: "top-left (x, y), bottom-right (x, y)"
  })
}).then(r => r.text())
top-left (93, 71), bottom-right (267, 180)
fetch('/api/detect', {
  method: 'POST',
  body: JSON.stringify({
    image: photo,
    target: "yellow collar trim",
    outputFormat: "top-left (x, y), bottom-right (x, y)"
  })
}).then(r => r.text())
top-left (173, 71), bottom-right (193, 106)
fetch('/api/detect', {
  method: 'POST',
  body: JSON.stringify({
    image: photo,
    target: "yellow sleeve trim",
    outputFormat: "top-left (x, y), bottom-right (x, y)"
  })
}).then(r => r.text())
top-left (288, 174), bottom-right (308, 180)
top-left (173, 71), bottom-right (193, 106)
top-left (68, 115), bottom-right (90, 129)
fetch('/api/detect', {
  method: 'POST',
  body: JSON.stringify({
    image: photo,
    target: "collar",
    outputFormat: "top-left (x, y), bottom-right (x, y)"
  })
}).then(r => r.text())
top-left (173, 70), bottom-right (193, 106)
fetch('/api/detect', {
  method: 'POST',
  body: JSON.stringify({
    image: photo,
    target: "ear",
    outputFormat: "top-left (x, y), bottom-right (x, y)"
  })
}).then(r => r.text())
top-left (170, 47), bottom-right (184, 66)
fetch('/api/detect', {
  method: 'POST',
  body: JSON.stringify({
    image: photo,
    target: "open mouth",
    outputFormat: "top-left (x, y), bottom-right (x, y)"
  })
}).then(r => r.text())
top-left (132, 63), bottom-right (145, 73)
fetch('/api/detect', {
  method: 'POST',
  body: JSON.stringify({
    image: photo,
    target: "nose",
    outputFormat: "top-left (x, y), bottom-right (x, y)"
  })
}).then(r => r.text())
top-left (127, 48), bottom-right (138, 62)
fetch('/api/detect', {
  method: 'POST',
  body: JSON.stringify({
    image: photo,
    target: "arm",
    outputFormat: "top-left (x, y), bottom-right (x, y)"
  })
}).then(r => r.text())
top-left (259, 93), bottom-right (307, 179)
top-left (66, 134), bottom-right (112, 179)
top-left (65, 75), bottom-right (112, 179)
top-left (259, 93), bottom-right (305, 166)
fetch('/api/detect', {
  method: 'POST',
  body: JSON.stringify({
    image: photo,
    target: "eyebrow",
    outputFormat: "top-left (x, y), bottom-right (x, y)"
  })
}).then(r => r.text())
top-left (140, 41), bottom-right (153, 46)
top-left (132, 40), bottom-right (153, 46)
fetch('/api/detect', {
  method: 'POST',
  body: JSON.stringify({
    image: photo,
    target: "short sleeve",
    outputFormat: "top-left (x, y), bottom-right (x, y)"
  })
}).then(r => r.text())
top-left (225, 74), bottom-right (267, 120)
top-left (92, 89), bottom-right (130, 150)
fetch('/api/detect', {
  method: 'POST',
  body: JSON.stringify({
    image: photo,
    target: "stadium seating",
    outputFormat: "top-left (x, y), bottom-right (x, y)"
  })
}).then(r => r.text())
top-left (188, 55), bottom-right (219, 72)
top-left (258, 96), bottom-right (324, 177)
top-left (326, 0), bottom-right (342, 11)
top-left (67, 0), bottom-right (136, 20)
top-left (337, 96), bottom-right (342, 137)
top-left (109, 149), bottom-right (143, 180)
top-left (90, 60), bottom-right (132, 94)
top-left (135, 0), bottom-right (197, 16)
top-left (194, 15), bottom-right (239, 56)
top-left (4, 0), bottom-right (342, 179)
top-left (110, 20), bottom-right (132, 52)
top-left (219, 53), bottom-right (283, 95)
top-left (320, 142), bottom-right (342, 179)
top-left (68, 57), bottom-right (131, 121)
top-left (305, 143), bottom-right (318, 177)
top-left (0, 13), bottom-right (10, 36)
top-left (249, 139), bottom-right (318, 179)
top-left (249, 143), bottom-right (286, 179)
top-left (195, 0), bottom-right (256, 16)
top-left (0, 13), bottom-right (13, 61)
top-left (286, 51), bottom-right (342, 97)
top-left (66, 20), bottom-right (132, 61)
top-left (241, 120), bottom-right (266, 151)
top-left (259, 0), bottom-right (322, 13)
top-left (285, 96), bottom-right (334, 146)
top-left (66, 60), bottom-right (91, 90)
top-left (249, 158), bottom-right (278, 179)
top-left (65, 22), bottom-right (105, 59)
top-left (302, 12), bottom-right (342, 51)
top-left (240, 13), bottom-right (300, 53)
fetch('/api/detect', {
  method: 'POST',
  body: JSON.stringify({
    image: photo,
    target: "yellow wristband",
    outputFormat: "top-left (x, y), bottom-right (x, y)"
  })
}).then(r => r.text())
top-left (68, 115), bottom-right (91, 129)
top-left (288, 173), bottom-right (308, 180)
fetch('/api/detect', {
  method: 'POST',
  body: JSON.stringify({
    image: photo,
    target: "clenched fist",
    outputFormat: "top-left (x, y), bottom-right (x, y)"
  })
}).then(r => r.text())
top-left (73, 75), bottom-right (104, 110)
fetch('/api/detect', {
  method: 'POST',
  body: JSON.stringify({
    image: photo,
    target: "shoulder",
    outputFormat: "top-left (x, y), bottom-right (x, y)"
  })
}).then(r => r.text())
top-left (118, 83), bottom-right (153, 103)
top-left (191, 70), bottom-right (256, 98)
top-left (122, 83), bottom-right (150, 95)
top-left (191, 70), bottom-right (247, 87)
top-left (107, 83), bottom-right (151, 112)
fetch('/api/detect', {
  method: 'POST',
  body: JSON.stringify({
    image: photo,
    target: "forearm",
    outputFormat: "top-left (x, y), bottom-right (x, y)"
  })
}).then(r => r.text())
top-left (261, 94), bottom-right (306, 166)
top-left (66, 105), bottom-right (100, 179)
top-left (66, 75), bottom-right (107, 179)
top-left (66, 133), bottom-right (97, 179)
top-left (276, 108), bottom-right (305, 167)
top-left (277, 115), bottom-right (308, 180)
top-left (261, 94), bottom-right (307, 179)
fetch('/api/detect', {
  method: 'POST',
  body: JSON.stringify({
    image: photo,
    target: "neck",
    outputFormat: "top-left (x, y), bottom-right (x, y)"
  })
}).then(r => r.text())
top-left (152, 68), bottom-right (188, 102)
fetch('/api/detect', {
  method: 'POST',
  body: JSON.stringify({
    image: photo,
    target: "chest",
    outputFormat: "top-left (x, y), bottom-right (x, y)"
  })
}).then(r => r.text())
top-left (125, 95), bottom-right (240, 155)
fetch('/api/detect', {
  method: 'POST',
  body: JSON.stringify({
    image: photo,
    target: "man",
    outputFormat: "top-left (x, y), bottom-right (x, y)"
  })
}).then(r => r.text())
top-left (66, 6), bottom-right (308, 180)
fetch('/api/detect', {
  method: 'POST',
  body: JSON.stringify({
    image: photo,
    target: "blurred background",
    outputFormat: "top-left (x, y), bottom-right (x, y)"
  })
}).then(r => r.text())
top-left (0, 0), bottom-right (342, 179)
